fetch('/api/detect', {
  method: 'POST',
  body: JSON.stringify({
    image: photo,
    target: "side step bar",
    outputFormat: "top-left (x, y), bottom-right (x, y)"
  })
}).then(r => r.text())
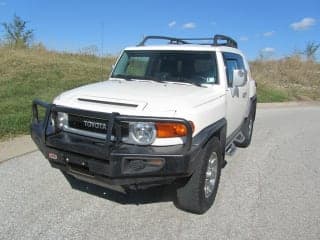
top-left (234, 132), bottom-right (245, 144)
top-left (225, 131), bottom-right (245, 156)
top-left (225, 143), bottom-right (236, 156)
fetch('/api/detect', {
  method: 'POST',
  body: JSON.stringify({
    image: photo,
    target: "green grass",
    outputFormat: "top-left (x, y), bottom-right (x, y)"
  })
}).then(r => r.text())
top-left (0, 47), bottom-right (319, 139)
top-left (0, 47), bottom-right (115, 139)
top-left (257, 84), bottom-right (290, 102)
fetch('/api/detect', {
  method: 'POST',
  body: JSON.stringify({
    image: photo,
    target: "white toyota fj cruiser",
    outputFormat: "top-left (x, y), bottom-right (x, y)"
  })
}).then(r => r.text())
top-left (31, 35), bottom-right (257, 214)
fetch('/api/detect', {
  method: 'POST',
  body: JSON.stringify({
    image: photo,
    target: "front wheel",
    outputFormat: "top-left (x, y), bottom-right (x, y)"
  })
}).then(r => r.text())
top-left (175, 137), bottom-right (222, 214)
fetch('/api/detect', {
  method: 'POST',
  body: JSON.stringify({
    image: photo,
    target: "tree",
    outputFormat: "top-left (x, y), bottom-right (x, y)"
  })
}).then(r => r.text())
top-left (2, 15), bottom-right (34, 48)
top-left (303, 42), bottom-right (320, 61)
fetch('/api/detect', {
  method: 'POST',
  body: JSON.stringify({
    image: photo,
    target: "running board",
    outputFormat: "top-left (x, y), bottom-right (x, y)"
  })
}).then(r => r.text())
top-left (225, 131), bottom-right (244, 156)
top-left (225, 143), bottom-right (236, 156)
top-left (234, 131), bottom-right (245, 144)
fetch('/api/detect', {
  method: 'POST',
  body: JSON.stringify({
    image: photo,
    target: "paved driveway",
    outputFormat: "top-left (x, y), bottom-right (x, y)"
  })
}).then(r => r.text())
top-left (0, 106), bottom-right (319, 240)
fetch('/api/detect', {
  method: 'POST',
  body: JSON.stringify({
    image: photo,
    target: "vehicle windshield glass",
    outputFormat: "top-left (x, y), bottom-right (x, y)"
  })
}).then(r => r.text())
top-left (111, 51), bottom-right (218, 85)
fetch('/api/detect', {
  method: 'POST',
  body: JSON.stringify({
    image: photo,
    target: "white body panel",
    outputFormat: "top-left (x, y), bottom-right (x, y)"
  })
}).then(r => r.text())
top-left (53, 44), bottom-right (256, 146)
top-left (216, 51), bottom-right (250, 135)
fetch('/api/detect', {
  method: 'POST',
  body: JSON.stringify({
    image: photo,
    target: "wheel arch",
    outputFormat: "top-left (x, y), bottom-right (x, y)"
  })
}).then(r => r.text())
top-left (192, 118), bottom-right (227, 154)
top-left (250, 95), bottom-right (257, 121)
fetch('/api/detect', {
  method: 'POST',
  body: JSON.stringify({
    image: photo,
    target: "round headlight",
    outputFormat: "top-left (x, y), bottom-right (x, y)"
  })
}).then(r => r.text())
top-left (129, 122), bottom-right (156, 145)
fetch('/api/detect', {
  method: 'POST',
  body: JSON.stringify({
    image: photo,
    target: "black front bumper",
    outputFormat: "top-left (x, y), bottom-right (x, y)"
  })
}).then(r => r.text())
top-left (31, 100), bottom-right (203, 187)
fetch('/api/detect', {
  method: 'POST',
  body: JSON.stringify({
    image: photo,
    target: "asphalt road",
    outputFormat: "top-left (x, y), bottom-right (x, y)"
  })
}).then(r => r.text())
top-left (1, 106), bottom-right (320, 240)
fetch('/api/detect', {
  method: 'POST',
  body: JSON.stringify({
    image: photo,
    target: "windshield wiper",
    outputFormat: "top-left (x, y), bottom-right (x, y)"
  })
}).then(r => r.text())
top-left (112, 75), bottom-right (205, 87)
top-left (188, 82), bottom-right (206, 87)
top-left (112, 74), bottom-right (162, 82)
top-left (111, 74), bottom-right (134, 81)
top-left (179, 77), bottom-right (208, 88)
top-left (162, 80), bottom-right (207, 88)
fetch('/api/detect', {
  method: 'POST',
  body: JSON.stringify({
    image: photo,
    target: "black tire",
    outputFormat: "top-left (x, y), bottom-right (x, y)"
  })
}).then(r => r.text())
top-left (175, 137), bottom-right (222, 214)
top-left (235, 110), bottom-right (254, 148)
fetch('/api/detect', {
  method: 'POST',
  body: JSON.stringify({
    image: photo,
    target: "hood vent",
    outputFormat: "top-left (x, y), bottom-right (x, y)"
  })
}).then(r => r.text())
top-left (78, 98), bottom-right (138, 108)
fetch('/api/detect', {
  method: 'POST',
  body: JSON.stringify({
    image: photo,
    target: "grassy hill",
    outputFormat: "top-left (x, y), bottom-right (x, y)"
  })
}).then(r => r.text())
top-left (0, 47), bottom-right (114, 139)
top-left (251, 57), bottom-right (320, 102)
top-left (0, 47), bottom-right (319, 139)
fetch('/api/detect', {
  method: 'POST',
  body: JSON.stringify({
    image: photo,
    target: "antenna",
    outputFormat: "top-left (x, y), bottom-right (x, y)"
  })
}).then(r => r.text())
top-left (100, 21), bottom-right (104, 81)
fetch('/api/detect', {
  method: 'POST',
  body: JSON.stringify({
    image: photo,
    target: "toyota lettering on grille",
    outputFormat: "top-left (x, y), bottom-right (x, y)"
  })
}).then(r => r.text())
top-left (83, 120), bottom-right (107, 130)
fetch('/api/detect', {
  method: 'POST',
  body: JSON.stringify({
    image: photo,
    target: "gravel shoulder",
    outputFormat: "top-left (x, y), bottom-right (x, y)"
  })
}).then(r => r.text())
top-left (0, 135), bottom-right (37, 163)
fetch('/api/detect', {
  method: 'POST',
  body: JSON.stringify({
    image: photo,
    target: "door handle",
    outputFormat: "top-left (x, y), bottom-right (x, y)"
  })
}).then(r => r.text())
top-left (242, 92), bottom-right (247, 98)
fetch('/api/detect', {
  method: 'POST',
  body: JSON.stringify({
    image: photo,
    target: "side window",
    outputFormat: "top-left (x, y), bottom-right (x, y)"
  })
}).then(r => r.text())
top-left (237, 55), bottom-right (245, 70)
top-left (223, 52), bottom-right (246, 87)
top-left (225, 59), bottom-right (238, 87)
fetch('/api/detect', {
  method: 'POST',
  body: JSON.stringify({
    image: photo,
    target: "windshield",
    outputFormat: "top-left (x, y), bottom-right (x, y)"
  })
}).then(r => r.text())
top-left (111, 51), bottom-right (218, 85)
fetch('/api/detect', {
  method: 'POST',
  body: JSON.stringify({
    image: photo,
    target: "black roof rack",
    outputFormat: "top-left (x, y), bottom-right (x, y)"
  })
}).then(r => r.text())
top-left (137, 36), bottom-right (188, 46)
top-left (213, 35), bottom-right (238, 48)
top-left (137, 34), bottom-right (238, 48)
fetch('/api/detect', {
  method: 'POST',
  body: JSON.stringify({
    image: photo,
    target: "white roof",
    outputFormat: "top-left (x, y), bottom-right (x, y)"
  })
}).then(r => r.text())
top-left (125, 44), bottom-right (243, 55)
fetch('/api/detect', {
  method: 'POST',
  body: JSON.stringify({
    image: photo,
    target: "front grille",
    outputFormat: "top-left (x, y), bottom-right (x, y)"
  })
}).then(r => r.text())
top-left (68, 114), bottom-right (129, 137)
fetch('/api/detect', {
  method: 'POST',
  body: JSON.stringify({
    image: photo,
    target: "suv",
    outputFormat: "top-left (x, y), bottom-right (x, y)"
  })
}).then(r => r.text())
top-left (31, 35), bottom-right (256, 214)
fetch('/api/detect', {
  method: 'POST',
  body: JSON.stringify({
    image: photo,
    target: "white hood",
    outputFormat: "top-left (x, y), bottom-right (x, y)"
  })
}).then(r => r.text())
top-left (53, 79), bottom-right (224, 116)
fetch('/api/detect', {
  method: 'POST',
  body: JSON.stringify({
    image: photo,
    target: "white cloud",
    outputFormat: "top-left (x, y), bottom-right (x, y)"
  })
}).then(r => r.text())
top-left (290, 17), bottom-right (316, 31)
top-left (239, 36), bottom-right (248, 41)
top-left (263, 31), bottom-right (275, 37)
top-left (168, 21), bottom-right (176, 28)
top-left (182, 22), bottom-right (196, 29)
top-left (262, 47), bottom-right (275, 53)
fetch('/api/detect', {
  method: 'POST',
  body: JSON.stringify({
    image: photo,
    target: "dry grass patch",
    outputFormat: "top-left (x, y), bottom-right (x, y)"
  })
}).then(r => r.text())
top-left (251, 57), bottom-right (320, 102)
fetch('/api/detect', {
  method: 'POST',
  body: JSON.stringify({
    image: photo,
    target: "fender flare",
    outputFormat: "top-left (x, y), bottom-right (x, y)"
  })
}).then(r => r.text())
top-left (192, 118), bottom-right (227, 151)
top-left (245, 95), bottom-right (257, 119)
top-left (250, 95), bottom-right (257, 121)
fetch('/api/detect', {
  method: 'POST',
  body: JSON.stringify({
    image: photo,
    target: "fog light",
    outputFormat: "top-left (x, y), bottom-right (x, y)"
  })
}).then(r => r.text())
top-left (125, 158), bottom-right (165, 173)
top-left (127, 159), bottom-right (146, 171)
top-left (145, 158), bottom-right (164, 167)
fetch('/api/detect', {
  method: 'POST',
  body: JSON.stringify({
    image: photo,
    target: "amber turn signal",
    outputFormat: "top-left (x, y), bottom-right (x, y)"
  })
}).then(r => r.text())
top-left (156, 122), bottom-right (194, 138)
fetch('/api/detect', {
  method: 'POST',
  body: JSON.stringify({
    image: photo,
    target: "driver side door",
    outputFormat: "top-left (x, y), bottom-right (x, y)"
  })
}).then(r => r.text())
top-left (223, 52), bottom-right (249, 137)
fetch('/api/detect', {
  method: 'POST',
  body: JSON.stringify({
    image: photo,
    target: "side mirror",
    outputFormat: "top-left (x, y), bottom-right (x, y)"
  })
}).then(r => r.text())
top-left (112, 64), bottom-right (115, 70)
top-left (232, 69), bottom-right (247, 87)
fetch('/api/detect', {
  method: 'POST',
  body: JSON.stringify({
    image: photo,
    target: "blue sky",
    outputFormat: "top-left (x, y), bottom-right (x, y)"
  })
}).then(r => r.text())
top-left (0, 0), bottom-right (319, 59)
